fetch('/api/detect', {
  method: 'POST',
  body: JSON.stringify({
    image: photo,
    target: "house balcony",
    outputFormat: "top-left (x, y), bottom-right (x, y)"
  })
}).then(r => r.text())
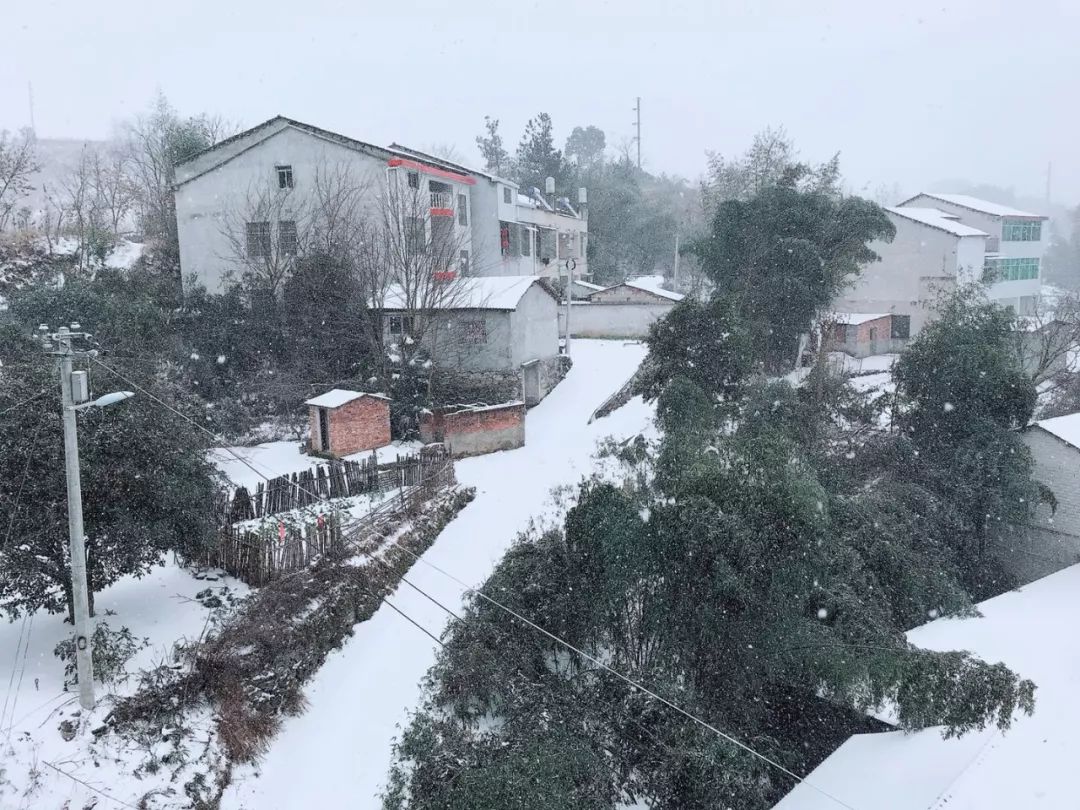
top-left (430, 191), bottom-right (454, 212)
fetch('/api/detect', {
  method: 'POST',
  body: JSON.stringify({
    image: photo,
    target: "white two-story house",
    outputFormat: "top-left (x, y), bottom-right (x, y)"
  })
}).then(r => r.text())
top-left (173, 118), bottom-right (588, 293)
top-left (835, 205), bottom-right (988, 335)
top-left (898, 193), bottom-right (1048, 315)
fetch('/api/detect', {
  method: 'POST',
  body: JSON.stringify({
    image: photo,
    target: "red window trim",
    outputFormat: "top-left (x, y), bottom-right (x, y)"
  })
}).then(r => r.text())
top-left (388, 158), bottom-right (477, 186)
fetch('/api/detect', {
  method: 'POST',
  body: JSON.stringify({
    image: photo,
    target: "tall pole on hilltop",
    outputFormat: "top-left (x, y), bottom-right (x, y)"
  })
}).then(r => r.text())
top-left (633, 97), bottom-right (642, 170)
top-left (51, 325), bottom-right (95, 710)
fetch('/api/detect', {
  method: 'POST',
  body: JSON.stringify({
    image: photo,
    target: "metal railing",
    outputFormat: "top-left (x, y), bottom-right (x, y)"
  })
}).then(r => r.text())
top-left (430, 191), bottom-right (453, 210)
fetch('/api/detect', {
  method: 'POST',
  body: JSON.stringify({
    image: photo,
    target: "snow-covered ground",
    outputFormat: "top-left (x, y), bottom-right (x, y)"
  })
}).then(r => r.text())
top-left (222, 338), bottom-right (653, 809)
top-left (0, 562), bottom-right (247, 808)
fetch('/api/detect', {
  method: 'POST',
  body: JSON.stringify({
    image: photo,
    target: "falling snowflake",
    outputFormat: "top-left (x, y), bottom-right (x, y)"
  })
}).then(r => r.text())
top-left (943, 402), bottom-right (955, 412)
top-left (817, 608), bottom-right (829, 620)
top-left (928, 608), bottom-right (940, 619)
top-left (217, 355), bottom-right (226, 365)
top-left (190, 352), bottom-right (200, 360)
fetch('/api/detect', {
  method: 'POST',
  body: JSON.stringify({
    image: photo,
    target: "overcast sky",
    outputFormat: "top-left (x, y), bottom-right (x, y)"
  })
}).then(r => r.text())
top-left (4, 0), bottom-right (1078, 204)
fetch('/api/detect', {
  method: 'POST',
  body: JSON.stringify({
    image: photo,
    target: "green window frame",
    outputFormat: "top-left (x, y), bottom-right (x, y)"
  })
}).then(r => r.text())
top-left (984, 256), bottom-right (1040, 282)
top-left (1001, 219), bottom-right (1042, 242)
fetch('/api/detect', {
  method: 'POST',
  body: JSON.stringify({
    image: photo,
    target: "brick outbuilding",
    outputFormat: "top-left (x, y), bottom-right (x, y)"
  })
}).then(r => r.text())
top-left (305, 389), bottom-right (391, 458)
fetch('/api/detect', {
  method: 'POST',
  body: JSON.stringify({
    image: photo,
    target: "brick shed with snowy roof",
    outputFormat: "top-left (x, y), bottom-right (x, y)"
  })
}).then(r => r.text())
top-left (305, 389), bottom-right (391, 458)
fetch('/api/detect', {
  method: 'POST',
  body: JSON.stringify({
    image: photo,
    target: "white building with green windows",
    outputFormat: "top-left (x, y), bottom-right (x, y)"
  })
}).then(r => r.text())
top-left (898, 193), bottom-right (1048, 314)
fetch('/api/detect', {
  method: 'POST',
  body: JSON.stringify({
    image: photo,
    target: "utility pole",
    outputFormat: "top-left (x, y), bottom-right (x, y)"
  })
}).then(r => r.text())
top-left (47, 325), bottom-right (96, 710)
top-left (632, 97), bottom-right (642, 170)
top-left (673, 233), bottom-right (680, 293)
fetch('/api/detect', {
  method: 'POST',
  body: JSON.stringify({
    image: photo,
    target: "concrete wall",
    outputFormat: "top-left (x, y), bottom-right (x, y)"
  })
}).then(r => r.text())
top-left (1003, 427), bottom-right (1080, 583)
top-left (309, 396), bottom-right (391, 457)
top-left (420, 402), bottom-right (525, 457)
top-left (509, 284), bottom-right (560, 367)
top-left (561, 301), bottom-right (674, 338)
top-left (900, 195), bottom-right (1045, 309)
top-left (175, 126), bottom-right (389, 292)
top-left (836, 213), bottom-right (970, 335)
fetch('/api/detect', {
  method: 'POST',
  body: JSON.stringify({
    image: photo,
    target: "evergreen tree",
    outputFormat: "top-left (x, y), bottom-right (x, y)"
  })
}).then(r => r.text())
top-left (564, 125), bottom-right (606, 170)
top-left (514, 113), bottom-right (569, 193)
top-left (690, 184), bottom-right (895, 373)
top-left (0, 323), bottom-right (218, 621)
top-left (475, 115), bottom-right (509, 177)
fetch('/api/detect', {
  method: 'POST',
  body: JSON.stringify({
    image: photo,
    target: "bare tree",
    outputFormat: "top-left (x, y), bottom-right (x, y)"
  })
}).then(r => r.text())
top-left (0, 128), bottom-right (40, 231)
top-left (124, 94), bottom-right (234, 248)
top-left (92, 145), bottom-right (137, 236)
top-left (60, 146), bottom-right (114, 270)
top-left (219, 183), bottom-right (311, 296)
top-left (1013, 293), bottom-right (1080, 392)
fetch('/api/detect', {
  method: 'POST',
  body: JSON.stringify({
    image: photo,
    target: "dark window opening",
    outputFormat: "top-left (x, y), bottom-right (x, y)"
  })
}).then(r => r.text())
top-left (246, 221), bottom-right (271, 258)
top-left (459, 249), bottom-right (470, 275)
top-left (278, 220), bottom-right (298, 255)
top-left (407, 171), bottom-right (420, 189)
top-left (276, 165), bottom-right (294, 189)
top-left (891, 315), bottom-right (911, 340)
top-left (503, 186), bottom-right (512, 204)
top-left (457, 194), bottom-right (468, 226)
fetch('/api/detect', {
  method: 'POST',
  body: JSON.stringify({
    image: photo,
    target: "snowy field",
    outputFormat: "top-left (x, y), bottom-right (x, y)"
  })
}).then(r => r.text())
top-left (0, 563), bottom-right (247, 808)
top-left (222, 338), bottom-right (653, 809)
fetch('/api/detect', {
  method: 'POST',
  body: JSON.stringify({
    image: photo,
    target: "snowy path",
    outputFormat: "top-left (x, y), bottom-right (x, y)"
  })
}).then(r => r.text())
top-left (223, 339), bottom-right (653, 809)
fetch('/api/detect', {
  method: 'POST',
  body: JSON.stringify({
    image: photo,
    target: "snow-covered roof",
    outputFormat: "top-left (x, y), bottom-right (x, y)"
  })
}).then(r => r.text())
top-left (381, 276), bottom-right (554, 311)
top-left (901, 193), bottom-right (1047, 220)
top-left (304, 389), bottom-right (390, 409)
top-left (1033, 412), bottom-right (1080, 450)
top-left (886, 206), bottom-right (989, 237)
top-left (774, 561), bottom-right (1080, 809)
top-left (624, 276), bottom-right (685, 301)
top-left (574, 280), bottom-right (606, 291)
top-left (829, 312), bottom-right (891, 325)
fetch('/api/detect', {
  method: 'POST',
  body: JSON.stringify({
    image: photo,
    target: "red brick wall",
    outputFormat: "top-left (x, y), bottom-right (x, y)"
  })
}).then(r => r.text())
top-left (309, 397), bottom-right (391, 457)
top-left (420, 402), bottom-right (525, 456)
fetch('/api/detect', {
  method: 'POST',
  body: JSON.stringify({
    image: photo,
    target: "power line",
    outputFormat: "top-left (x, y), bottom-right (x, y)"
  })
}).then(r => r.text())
top-left (384, 541), bottom-right (860, 810)
top-left (376, 595), bottom-right (445, 647)
top-left (41, 760), bottom-right (140, 809)
top-left (0, 388), bottom-right (48, 417)
top-left (92, 354), bottom-right (845, 803)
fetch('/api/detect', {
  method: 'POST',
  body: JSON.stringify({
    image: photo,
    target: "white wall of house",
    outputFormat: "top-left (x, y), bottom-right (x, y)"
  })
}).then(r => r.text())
top-left (176, 124), bottom-right (482, 292)
top-left (836, 213), bottom-right (976, 334)
top-left (560, 301), bottom-right (674, 338)
top-left (175, 127), bottom-right (388, 292)
top-left (899, 194), bottom-right (1046, 311)
top-left (509, 284), bottom-right (560, 366)
top-left (1007, 427), bottom-right (1080, 583)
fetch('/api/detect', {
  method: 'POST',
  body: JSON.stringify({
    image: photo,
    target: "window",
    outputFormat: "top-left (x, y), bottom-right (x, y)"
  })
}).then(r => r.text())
top-left (278, 220), bottom-right (298, 255)
top-left (579, 233), bottom-right (587, 258)
top-left (503, 186), bottom-right (512, 204)
top-left (459, 249), bottom-right (470, 275)
top-left (276, 165), bottom-right (294, 189)
top-left (430, 216), bottom-right (453, 252)
top-left (407, 171), bottom-right (420, 189)
top-left (406, 217), bottom-right (426, 254)
top-left (1001, 219), bottom-right (1042, 242)
top-left (387, 314), bottom-right (415, 335)
top-left (457, 194), bottom-right (468, 226)
top-left (521, 227), bottom-right (531, 257)
top-left (246, 221), bottom-right (271, 258)
top-left (535, 229), bottom-right (542, 257)
top-left (890, 315), bottom-right (911, 339)
top-left (461, 319), bottom-right (487, 344)
top-left (984, 256), bottom-right (1040, 282)
top-left (499, 221), bottom-right (511, 257)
